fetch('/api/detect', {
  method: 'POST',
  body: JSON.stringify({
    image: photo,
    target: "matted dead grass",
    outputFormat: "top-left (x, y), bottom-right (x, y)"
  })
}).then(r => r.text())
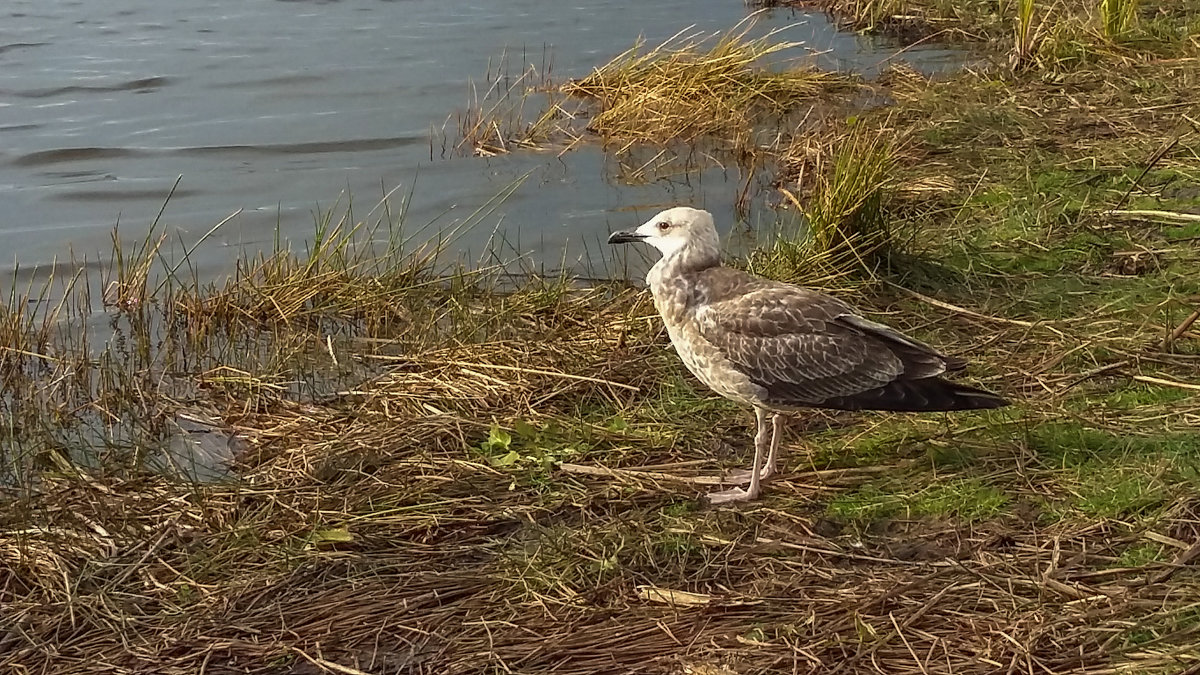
top-left (5, 417), bottom-right (1200, 673)
top-left (3, 247), bottom-right (1200, 673)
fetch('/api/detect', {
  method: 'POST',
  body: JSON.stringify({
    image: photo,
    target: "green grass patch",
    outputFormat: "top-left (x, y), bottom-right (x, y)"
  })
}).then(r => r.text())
top-left (1073, 467), bottom-right (1170, 519)
top-left (1030, 422), bottom-right (1200, 467)
top-left (1029, 422), bottom-right (1200, 519)
top-left (1114, 542), bottom-right (1166, 568)
top-left (827, 482), bottom-right (903, 522)
top-left (828, 475), bottom-right (1010, 523)
top-left (908, 480), bottom-right (1010, 521)
top-left (1103, 384), bottom-right (1197, 410)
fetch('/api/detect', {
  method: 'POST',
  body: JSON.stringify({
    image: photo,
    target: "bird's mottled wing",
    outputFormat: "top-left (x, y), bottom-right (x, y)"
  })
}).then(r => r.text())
top-left (833, 314), bottom-right (961, 375)
top-left (694, 286), bottom-right (906, 405)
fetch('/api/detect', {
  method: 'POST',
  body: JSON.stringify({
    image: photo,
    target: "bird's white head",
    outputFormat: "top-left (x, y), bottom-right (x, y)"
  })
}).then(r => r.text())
top-left (607, 206), bottom-right (720, 266)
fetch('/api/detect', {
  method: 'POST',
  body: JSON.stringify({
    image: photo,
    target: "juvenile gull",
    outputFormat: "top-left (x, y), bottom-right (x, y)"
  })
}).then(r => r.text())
top-left (609, 206), bottom-right (1009, 504)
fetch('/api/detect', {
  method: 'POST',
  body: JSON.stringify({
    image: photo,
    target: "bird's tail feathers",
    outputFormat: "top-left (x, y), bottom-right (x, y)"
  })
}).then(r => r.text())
top-left (818, 377), bottom-right (1010, 412)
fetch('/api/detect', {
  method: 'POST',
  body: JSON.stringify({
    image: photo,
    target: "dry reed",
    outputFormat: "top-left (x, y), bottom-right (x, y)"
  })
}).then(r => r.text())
top-left (562, 18), bottom-right (851, 151)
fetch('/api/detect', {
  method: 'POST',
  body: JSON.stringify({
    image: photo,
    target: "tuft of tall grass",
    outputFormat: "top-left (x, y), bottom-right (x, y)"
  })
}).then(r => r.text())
top-left (1010, 0), bottom-right (1045, 70)
top-left (801, 124), bottom-right (900, 256)
top-left (561, 17), bottom-right (850, 152)
top-left (443, 48), bottom-right (580, 157)
top-left (1098, 0), bottom-right (1139, 40)
top-left (750, 123), bottom-right (902, 285)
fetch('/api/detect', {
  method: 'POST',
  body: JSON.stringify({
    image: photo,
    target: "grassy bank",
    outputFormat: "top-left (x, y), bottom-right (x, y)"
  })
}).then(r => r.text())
top-left (5, 2), bottom-right (1200, 673)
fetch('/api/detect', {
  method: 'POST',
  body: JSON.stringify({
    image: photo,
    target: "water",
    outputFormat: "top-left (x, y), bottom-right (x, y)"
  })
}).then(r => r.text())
top-left (0, 0), bottom-right (960, 281)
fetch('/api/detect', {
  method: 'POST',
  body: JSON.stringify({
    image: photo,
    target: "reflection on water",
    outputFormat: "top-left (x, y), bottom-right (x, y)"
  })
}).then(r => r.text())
top-left (0, 0), bottom-right (962, 281)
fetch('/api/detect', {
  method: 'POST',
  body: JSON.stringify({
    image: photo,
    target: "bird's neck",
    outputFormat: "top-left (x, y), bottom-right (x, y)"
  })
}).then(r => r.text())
top-left (647, 244), bottom-right (720, 306)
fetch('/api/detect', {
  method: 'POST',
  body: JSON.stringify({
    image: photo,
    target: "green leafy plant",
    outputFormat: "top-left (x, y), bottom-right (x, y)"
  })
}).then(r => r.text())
top-left (476, 420), bottom-right (579, 472)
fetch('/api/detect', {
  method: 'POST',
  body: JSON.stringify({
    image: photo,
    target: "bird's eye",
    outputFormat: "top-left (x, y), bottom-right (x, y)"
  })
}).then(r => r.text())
top-left (656, 221), bottom-right (671, 232)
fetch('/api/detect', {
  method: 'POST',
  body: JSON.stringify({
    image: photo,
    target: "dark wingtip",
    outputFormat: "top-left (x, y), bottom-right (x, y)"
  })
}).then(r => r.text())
top-left (813, 378), bottom-right (1011, 412)
top-left (943, 355), bottom-right (969, 371)
top-left (956, 388), bottom-right (1010, 410)
top-left (910, 380), bottom-right (1011, 412)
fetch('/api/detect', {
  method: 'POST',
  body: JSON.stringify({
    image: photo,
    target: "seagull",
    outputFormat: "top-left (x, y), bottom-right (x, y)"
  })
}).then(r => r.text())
top-left (608, 206), bottom-right (1009, 504)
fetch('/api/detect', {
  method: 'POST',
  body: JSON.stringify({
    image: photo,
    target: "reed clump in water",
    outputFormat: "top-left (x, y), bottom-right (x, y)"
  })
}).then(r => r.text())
top-left (562, 20), bottom-right (854, 151)
top-left (446, 17), bottom-right (859, 159)
top-left (447, 48), bottom-right (584, 158)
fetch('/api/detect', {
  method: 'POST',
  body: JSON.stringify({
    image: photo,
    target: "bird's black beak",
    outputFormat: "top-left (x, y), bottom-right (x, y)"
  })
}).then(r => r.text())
top-left (607, 230), bottom-right (646, 245)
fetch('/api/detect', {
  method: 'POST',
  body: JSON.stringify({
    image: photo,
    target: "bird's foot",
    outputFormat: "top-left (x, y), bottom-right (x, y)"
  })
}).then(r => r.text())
top-left (722, 466), bottom-right (774, 485)
top-left (706, 485), bottom-right (760, 504)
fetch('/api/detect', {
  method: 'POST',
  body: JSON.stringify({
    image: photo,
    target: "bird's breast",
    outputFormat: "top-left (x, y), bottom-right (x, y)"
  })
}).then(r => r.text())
top-left (662, 313), bottom-right (762, 407)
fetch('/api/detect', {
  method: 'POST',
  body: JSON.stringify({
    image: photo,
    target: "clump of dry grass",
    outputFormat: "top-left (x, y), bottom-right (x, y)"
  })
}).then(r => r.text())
top-left (447, 17), bottom-right (857, 159)
top-left (562, 18), bottom-right (853, 152)
top-left (446, 48), bottom-right (583, 157)
top-left (746, 121), bottom-right (904, 286)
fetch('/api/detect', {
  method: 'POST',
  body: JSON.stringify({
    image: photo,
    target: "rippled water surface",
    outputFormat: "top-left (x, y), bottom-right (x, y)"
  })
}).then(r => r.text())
top-left (1, 0), bottom-right (960, 280)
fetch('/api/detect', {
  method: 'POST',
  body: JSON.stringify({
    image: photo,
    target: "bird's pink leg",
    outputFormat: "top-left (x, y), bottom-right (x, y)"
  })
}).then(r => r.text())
top-left (708, 408), bottom-right (768, 504)
top-left (724, 413), bottom-right (782, 485)
top-left (764, 413), bottom-right (782, 477)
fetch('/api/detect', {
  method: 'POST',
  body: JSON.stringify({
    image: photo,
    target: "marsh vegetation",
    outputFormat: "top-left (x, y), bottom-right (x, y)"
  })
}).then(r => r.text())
top-left (4, 1), bottom-right (1200, 673)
